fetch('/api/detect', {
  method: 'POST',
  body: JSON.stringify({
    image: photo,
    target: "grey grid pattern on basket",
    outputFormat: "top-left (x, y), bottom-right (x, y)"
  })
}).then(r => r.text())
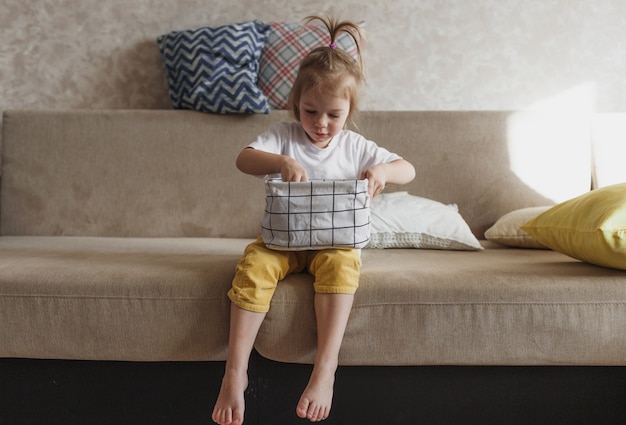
top-left (261, 179), bottom-right (371, 250)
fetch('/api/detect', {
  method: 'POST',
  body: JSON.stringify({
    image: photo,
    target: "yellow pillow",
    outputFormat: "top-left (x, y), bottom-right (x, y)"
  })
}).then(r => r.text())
top-left (521, 183), bottom-right (626, 270)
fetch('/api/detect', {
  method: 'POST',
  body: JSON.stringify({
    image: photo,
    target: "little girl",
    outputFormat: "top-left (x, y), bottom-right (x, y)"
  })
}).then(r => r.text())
top-left (212, 15), bottom-right (415, 425)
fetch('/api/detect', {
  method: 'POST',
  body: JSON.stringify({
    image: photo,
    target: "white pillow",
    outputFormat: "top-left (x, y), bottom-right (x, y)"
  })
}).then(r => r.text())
top-left (366, 192), bottom-right (483, 250)
top-left (484, 206), bottom-right (551, 249)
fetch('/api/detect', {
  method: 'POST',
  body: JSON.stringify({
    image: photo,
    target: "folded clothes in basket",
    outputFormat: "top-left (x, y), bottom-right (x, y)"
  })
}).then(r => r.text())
top-left (261, 179), bottom-right (371, 250)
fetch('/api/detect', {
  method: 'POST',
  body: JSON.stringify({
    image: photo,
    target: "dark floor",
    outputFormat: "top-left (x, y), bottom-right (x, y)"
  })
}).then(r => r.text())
top-left (1, 353), bottom-right (625, 425)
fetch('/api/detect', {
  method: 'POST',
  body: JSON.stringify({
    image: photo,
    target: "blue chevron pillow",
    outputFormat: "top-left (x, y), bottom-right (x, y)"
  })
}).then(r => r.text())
top-left (158, 21), bottom-right (271, 114)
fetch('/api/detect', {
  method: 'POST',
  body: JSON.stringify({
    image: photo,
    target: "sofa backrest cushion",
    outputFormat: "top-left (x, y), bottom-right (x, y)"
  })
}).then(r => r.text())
top-left (356, 111), bottom-right (592, 238)
top-left (1, 110), bottom-right (276, 238)
top-left (1, 110), bottom-right (592, 238)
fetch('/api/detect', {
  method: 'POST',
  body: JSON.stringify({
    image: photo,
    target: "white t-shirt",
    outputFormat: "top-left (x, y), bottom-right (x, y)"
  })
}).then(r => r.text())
top-left (248, 121), bottom-right (402, 180)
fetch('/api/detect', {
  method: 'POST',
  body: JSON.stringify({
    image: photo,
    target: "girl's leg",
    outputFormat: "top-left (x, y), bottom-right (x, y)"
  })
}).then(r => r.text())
top-left (297, 248), bottom-right (360, 422)
top-left (214, 238), bottom-right (304, 425)
top-left (296, 293), bottom-right (354, 422)
top-left (212, 303), bottom-right (266, 425)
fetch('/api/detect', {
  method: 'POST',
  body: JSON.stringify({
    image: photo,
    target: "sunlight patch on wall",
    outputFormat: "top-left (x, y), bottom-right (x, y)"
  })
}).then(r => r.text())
top-left (506, 83), bottom-right (596, 203)
top-left (591, 114), bottom-right (626, 188)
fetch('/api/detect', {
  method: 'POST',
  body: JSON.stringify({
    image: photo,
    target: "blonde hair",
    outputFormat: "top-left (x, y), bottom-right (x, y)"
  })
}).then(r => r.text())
top-left (287, 14), bottom-right (365, 124)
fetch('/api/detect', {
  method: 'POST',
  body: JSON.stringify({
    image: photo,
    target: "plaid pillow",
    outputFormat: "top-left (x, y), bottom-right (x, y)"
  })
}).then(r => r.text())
top-left (258, 22), bottom-right (361, 109)
top-left (157, 21), bottom-right (271, 114)
top-left (261, 179), bottom-right (371, 250)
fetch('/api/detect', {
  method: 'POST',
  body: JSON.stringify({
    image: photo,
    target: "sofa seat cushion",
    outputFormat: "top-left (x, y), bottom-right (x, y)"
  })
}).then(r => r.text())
top-left (256, 242), bottom-right (626, 366)
top-left (0, 236), bottom-right (251, 361)
top-left (4, 236), bottom-right (625, 366)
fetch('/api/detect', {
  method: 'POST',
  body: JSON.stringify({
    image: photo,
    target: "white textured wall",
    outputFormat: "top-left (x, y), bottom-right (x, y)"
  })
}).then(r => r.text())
top-left (1, 0), bottom-right (626, 113)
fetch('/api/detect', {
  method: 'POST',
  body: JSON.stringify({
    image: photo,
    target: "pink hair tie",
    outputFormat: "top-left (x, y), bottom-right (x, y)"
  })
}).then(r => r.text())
top-left (329, 42), bottom-right (337, 49)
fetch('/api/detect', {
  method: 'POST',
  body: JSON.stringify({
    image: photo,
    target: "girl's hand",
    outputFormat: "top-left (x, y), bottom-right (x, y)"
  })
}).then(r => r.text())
top-left (235, 148), bottom-right (308, 182)
top-left (361, 165), bottom-right (387, 198)
top-left (280, 156), bottom-right (308, 182)
top-left (361, 159), bottom-right (416, 198)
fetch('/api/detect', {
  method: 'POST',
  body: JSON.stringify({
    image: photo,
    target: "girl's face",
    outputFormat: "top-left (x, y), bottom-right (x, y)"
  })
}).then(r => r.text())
top-left (298, 87), bottom-right (350, 148)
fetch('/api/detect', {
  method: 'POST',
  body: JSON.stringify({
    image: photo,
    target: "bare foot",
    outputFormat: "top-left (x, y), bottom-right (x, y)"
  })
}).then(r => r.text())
top-left (296, 367), bottom-right (335, 422)
top-left (212, 370), bottom-right (248, 425)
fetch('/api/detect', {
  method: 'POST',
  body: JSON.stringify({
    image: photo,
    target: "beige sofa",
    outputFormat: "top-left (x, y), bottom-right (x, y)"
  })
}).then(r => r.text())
top-left (1, 109), bottom-right (625, 424)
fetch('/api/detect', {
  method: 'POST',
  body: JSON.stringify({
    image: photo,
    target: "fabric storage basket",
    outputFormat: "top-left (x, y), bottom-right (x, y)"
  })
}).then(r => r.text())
top-left (261, 179), bottom-right (371, 250)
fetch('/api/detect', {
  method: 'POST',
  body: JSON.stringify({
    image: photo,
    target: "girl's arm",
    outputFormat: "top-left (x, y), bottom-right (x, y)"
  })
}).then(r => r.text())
top-left (235, 147), bottom-right (309, 182)
top-left (361, 159), bottom-right (416, 198)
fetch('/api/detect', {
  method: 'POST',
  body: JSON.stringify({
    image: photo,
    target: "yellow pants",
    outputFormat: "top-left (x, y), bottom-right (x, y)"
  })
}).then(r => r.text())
top-left (228, 237), bottom-right (361, 313)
